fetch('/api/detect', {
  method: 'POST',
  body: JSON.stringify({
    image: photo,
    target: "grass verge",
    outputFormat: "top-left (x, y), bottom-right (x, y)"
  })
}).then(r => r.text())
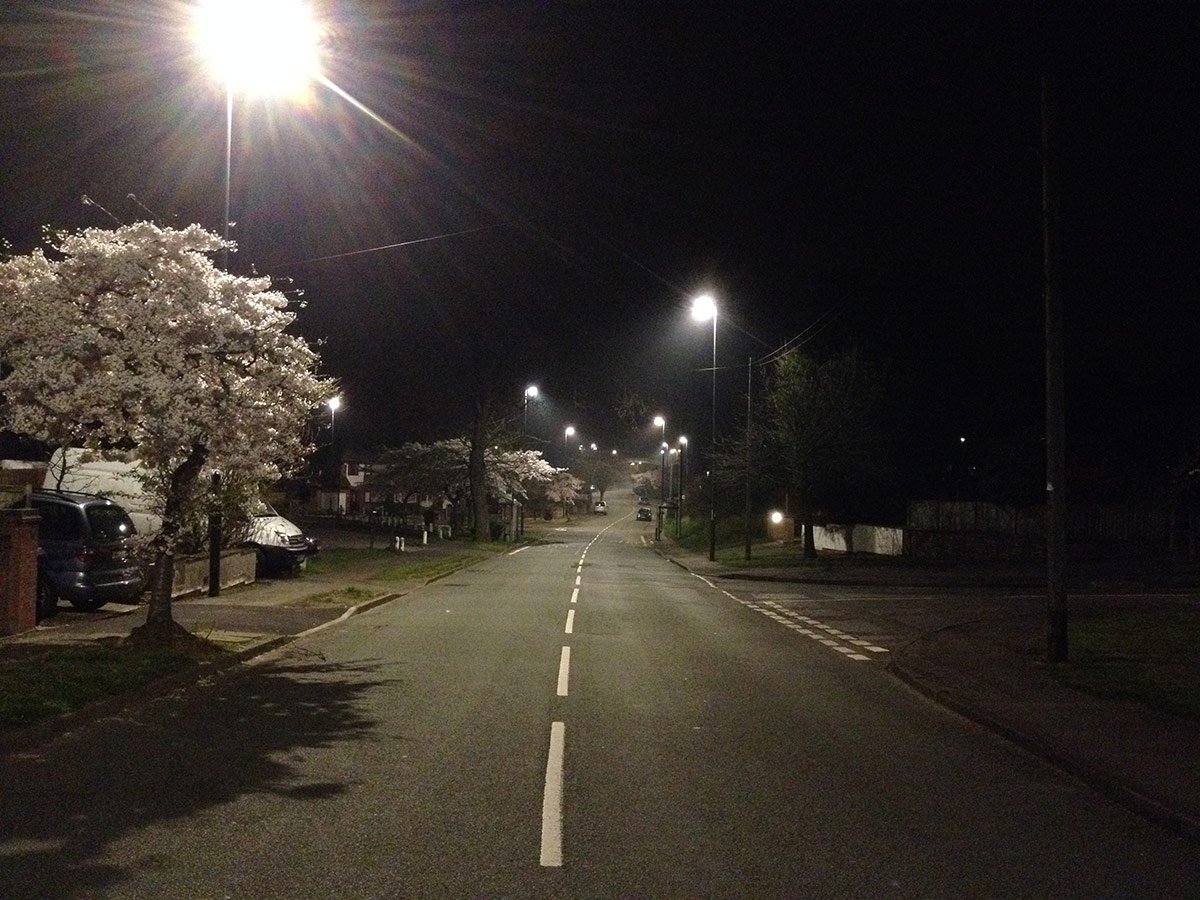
top-left (304, 548), bottom-right (395, 576)
top-left (1044, 607), bottom-right (1200, 719)
top-left (288, 586), bottom-right (377, 608)
top-left (0, 641), bottom-right (219, 733)
top-left (375, 548), bottom-right (502, 583)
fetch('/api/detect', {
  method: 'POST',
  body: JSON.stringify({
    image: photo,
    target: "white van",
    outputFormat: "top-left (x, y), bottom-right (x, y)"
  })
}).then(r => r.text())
top-left (44, 449), bottom-right (311, 574)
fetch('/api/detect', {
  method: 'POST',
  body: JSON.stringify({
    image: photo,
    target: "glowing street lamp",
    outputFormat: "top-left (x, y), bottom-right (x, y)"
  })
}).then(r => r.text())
top-left (191, 0), bottom-right (323, 267)
top-left (523, 384), bottom-right (538, 441)
top-left (691, 293), bottom-right (719, 560)
top-left (327, 395), bottom-right (341, 434)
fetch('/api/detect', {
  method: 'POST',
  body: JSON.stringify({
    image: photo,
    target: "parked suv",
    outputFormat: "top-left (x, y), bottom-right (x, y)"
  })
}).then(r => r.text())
top-left (18, 490), bottom-right (145, 615)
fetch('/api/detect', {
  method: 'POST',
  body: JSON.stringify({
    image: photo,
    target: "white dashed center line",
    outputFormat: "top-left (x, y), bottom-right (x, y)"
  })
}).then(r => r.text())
top-left (565, 609), bottom-right (575, 634)
top-left (556, 646), bottom-right (571, 696)
top-left (540, 722), bottom-right (565, 867)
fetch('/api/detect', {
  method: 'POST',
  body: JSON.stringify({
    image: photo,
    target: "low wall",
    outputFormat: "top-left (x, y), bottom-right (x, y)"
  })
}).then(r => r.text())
top-left (813, 525), bottom-right (904, 557)
top-left (167, 548), bottom-right (257, 598)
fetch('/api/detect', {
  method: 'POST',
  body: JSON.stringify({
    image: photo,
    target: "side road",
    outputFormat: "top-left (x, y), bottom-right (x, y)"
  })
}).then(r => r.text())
top-left (659, 540), bottom-right (1200, 844)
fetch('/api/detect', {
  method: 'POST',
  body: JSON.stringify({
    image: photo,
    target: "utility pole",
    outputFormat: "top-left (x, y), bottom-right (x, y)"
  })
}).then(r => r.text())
top-left (1042, 73), bottom-right (1068, 663)
top-left (744, 357), bottom-right (753, 561)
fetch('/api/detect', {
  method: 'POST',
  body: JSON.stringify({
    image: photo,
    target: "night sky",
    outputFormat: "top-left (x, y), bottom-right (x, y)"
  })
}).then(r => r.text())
top-left (2, 2), bottom-right (1196, 503)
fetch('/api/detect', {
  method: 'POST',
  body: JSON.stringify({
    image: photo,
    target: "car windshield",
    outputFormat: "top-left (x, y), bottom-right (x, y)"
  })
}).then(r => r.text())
top-left (250, 499), bottom-right (278, 518)
top-left (87, 505), bottom-right (136, 540)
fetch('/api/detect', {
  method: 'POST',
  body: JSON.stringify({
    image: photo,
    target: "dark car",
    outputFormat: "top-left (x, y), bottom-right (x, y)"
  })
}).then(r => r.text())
top-left (19, 490), bottom-right (146, 615)
top-left (636, 507), bottom-right (653, 521)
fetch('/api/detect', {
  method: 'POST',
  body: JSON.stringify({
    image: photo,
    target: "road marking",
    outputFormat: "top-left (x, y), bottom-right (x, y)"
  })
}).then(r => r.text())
top-left (565, 609), bottom-right (575, 634)
top-left (697, 581), bottom-right (889, 661)
top-left (575, 575), bottom-right (581, 586)
top-left (540, 721), bottom-right (565, 867)
top-left (508, 545), bottom-right (531, 556)
top-left (576, 564), bottom-right (583, 573)
top-left (556, 646), bottom-right (571, 696)
top-left (570, 587), bottom-right (579, 604)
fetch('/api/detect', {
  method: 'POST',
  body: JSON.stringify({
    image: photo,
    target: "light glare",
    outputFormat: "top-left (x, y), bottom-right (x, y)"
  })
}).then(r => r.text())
top-left (193, 0), bottom-right (322, 97)
top-left (691, 293), bottom-right (718, 322)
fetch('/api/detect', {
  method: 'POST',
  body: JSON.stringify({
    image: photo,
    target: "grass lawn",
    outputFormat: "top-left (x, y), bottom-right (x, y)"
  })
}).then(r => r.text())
top-left (0, 641), bottom-right (219, 733)
top-left (1045, 606), bottom-right (1200, 719)
top-left (375, 547), bottom-right (506, 583)
top-left (304, 548), bottom-right (395, 576)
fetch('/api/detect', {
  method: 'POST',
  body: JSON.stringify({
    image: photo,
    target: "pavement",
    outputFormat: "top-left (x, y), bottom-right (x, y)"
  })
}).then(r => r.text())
top-left (3, 522), bottom-right (1198, 845)
top-left (658, 540), bottom-right (1200, 844)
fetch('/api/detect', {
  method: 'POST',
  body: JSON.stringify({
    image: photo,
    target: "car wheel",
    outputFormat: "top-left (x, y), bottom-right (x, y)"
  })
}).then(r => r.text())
top-left (36, 577), bottom-right (59, 620)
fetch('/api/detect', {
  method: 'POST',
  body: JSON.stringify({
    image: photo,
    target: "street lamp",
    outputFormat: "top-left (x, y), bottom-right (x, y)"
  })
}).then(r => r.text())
top-left (327, 395), bottom-right (341, 435)
top-left (691, 293), bottom-right (718, 561)
top-left (652, 416), bottom-right (666, 503)
top-left (523, 384), bottom-right (538, 441)
top-left (661, 441), bottom-right (669, 507)
top-left (677, 435), bottom-right (688, 536)
top-left (192, 0), bottom-right (323, 268)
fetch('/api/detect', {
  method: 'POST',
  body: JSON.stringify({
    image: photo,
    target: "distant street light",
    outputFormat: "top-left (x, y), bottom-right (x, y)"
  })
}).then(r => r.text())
top-left (652, 416), bottom-right (667, 504)
top-left (327, 395), bottom-right (341, 434)
top-left (660, 442), bottom-right (669, 507)
top-left (523, 384), bottom-right (538, 441)
top-left (691, 293), bottom-right (718, 561)
top-left (191, 0), bottom-right (323, 268)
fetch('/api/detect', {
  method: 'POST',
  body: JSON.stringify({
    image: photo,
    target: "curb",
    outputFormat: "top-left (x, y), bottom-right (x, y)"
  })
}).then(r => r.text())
top-left (0, 632), bottom-right (291, 759)
top-left (664, 548), bottom-right (1200, 846)
top-left (887, 634), bottom-right (1200, 845)
top-left (0, 551), bottom-right (498, 758)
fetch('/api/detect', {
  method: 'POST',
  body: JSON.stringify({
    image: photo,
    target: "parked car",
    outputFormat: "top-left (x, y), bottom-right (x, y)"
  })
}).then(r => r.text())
top-left (44, 448), bottom-right (311, 577)
top-left (17, 489), bottom-right (146, 614)
top-left (593, 500), bottom-right (607, 514)
top-left (636, 506), bottom-right (653, 522)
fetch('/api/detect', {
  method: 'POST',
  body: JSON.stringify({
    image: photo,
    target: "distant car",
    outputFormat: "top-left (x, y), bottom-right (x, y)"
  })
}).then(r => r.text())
top-left (636, 507), bottom-right (653, 521)
top-left (593, 501), bottom-right (607, 514)
top-left (16, 490), bottom-right (146, 614)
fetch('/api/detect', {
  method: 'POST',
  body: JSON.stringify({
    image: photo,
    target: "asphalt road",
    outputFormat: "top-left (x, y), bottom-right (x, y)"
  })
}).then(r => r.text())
top-left (1, 495), bottom-right (1197, 898)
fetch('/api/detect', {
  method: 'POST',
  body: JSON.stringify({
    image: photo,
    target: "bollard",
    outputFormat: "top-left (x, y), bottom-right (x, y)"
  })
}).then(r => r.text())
top-left (422, 530), bottom-right (428, 546)
top-left (400, 537), bottom-right (406, 552)
top-left (393, 535), bottom-right (399, 551)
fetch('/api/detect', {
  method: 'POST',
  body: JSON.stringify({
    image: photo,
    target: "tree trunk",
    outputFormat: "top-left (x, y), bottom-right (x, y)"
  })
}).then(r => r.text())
top-left (802, 504), bottom-right (818, 559)
top-left (470, 398), bottom-right (490, 542)
top-left (140, 443), bottom-right (208, 635)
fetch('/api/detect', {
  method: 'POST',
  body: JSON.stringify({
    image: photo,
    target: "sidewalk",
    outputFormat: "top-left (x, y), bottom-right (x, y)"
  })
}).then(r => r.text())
top-left (659, 540), bottom-right (1200, 843)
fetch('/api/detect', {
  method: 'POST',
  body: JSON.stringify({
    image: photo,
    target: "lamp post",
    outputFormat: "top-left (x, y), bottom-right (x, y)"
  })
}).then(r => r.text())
top-left (327, 395), bottom-right (341, 436)
top-left (192, 0), bottom-right (322, 269)
top-left (653, 415), bottom-right (666, 503)
top-left (660, 442), bottom-right (668, 508)
top-left (677, 435), bottom-right (688, 537)
top-left (523, 385), bottom-right (538, 442)
top-left (691, 294), bottom-right (718, 561)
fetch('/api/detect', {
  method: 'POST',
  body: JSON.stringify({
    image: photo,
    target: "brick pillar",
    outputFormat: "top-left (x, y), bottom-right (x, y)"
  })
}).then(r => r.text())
top-left (0, 508), bottom-right (39, 635)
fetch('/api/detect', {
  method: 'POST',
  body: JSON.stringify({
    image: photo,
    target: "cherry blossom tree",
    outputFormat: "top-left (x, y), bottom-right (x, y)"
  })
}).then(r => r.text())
top-left (0, 222), bottom-right (332, 641)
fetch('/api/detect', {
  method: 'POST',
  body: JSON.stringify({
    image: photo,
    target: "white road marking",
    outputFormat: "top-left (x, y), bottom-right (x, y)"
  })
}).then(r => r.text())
top-left (508, 545), bottom-right (531, 556)
top-left (577, 564), bottom-right (583, 573)
top-left (701, 583), bottom-right (889, 661)
top-left (556, 646), bottom-right (571, 696)
top-left (570, 587), bottom-right (579, 604)
top-left (540, 722), bottom-right (566, 867)
top-left (575, 575), bottom-right (581, 587)
top-left (565, 609), bottom-right (575, 634)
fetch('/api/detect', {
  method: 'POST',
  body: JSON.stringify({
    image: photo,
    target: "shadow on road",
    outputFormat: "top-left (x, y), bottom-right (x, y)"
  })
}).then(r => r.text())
top-left (0, 653), bottom-right (399, 898)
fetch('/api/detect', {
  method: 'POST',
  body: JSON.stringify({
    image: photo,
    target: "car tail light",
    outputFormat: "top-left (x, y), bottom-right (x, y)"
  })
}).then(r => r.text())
top-left (76, 549), bottom-right (96, 567)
